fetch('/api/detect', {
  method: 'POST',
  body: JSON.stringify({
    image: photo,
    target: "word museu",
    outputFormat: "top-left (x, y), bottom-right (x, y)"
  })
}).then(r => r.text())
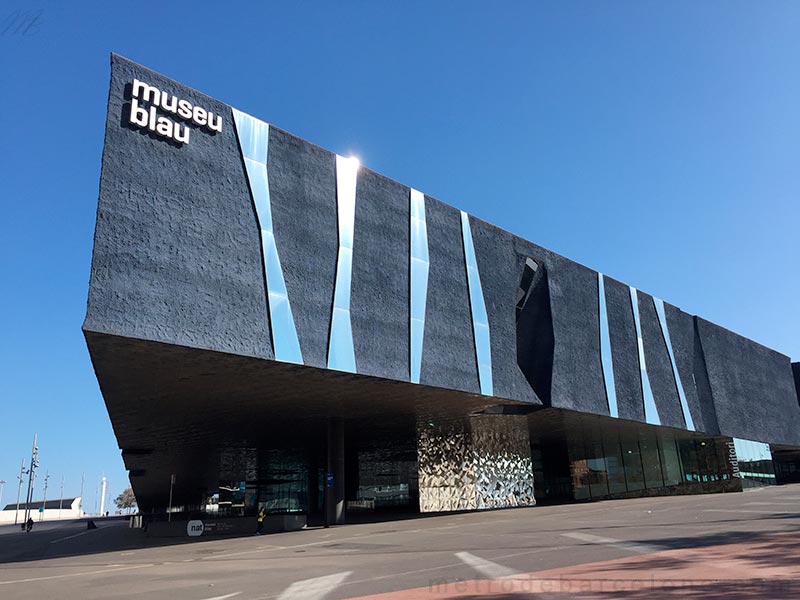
top-left (85, 54), bottom-right (800, 529)
top-left (128, 78), bottom-right (222, 144)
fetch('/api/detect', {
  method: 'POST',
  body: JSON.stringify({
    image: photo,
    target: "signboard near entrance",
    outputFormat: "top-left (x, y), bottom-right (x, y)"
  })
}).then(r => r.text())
top-left (187, 520), bottom-right (204, 537)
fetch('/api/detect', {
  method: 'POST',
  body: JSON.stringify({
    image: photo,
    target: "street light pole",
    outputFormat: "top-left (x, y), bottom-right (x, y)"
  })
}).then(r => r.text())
top-left (15, 459), bottom-right (25, 525)
top-left (23, 434), bottom-right (39, 525)
top-left (59, 476), bottom-right (64, 519)
top-left (40, 470), bottom-right (50, 522)
top-left (79, 472), bottom-right (85, 516)
top-left (0, 480), bottom-right (6, 512)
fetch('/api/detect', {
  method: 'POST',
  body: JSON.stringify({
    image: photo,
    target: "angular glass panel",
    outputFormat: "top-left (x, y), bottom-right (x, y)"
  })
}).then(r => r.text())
top-left (243, 159), bottom-right (273, 232)
top-left (460, 211), bottom-right (493, 396)
top-left (328, 156), bottom-right (359, 373)
top-left (335, 155), bottom-right (359, 250)
top-left (409, 189), bottom-right (429, 384)
top-left (410, 217), bottom-right (429, 261)
top-left (332, 247), bottom-right (353, 310)
top-left (653, 297), bottom-right (695, 431)
top-left (329, 307), bottom-right (356, 373)
top-left (630, 286), bottom-right (661, 425)
top-left (410, 317), bottom-right (425, 383)
top-left (410, 257), bottom-right (429, 321)
top-left (233, 109), bottom-right (302, 365)
top-left (232, 109), bottom-right (268, 163)
top-left (515, 257), bottom-right (538, 319)
top-left (598, 274), bottom-right (619, 418)
top-left (267, 290), bottom-right (303, 365)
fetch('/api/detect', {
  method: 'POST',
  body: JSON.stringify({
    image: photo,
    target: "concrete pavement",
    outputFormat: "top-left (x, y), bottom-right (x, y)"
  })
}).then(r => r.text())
top-left (0, 485), bottom-right (798, 599)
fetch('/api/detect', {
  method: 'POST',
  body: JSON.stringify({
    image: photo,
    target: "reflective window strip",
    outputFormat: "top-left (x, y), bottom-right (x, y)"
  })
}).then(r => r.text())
top-left (629, 286), bottom-right (661, 425)
top-left (460, 211), bottom-right (493, 396)
top-left (598, 274), bottom-right (619, 418)
top-left (232, 109), bottom-right (303, 365)
top-left (327, 155), bottom-right (359, 373)
top-left (653, 297), bottom-right (695, 431)
top-left (409, 189), bottom-right (429, 384)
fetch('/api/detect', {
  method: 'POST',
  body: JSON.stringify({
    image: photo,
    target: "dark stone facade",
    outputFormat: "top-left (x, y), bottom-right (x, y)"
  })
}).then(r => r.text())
top-left (86, 54), bottom-right (800, 461)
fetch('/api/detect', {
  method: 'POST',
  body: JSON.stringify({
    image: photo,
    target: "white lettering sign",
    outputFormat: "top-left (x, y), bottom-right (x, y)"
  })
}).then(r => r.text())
top-left (187, 519), bottom-right (205, 537)
top-left (727, 440), bottom-right (741, 478)
top-left (128, 79), bottom-right (222, 145)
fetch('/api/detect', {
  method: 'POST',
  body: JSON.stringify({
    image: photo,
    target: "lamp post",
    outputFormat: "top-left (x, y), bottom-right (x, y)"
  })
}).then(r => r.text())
top-left (40, 470), bottom-right (50, 522)
top-left (15, 459), bottom-right (25, 525)
top-left (23, 434), bottom-right (39, 525)
top-left (59, 476), bottom-right (64, 519)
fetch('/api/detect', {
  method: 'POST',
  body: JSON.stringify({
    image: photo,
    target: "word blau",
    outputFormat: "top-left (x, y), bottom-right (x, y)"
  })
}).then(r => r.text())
top-left (128, 79), bottom-right (222, 144)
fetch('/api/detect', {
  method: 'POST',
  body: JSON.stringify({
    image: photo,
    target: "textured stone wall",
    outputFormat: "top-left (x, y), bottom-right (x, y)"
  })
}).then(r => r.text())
top-left (88, 55), bottom-right (800, 453)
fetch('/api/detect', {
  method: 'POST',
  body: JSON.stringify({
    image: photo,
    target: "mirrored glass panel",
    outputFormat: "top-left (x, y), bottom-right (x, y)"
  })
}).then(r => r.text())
top-left (409, 189), bottom-right (429, 383)
top-left (598, 274), bottom-right (619, 418)
top-left (327, 155), bottom-right (360, 373)
top-left (460, 211), bottom-right (493, 396)
top-left (232, 109), bottom-right (303, 365)
top-left (653, 297), bottom-right (695, 430)
top-left (629, 287), bottom-right (661, 425)
top-left (733, 437), bottom-right (776, 488)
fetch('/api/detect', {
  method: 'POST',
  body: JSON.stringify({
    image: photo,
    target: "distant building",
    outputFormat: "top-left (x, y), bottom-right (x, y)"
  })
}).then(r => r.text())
top-left (0, 498), bottom-right (82, 523)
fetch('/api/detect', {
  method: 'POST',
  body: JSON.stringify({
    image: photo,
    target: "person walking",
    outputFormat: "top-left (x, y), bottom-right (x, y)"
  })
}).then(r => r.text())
top-left (254, 507), bottom-right (266, 535)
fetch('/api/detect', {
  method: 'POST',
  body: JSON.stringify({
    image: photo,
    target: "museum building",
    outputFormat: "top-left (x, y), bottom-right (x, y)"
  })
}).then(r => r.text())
top-left (84, 55), bottom-right (800, 525)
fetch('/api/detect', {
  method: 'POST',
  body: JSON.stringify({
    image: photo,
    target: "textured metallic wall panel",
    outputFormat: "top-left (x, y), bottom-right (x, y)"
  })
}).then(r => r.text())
top-left (417, 420), bottom-right (476, 512)
top-left (417, 416), bottom-right (535, 512)
top-left (471, 415), bottom-right (536, 509)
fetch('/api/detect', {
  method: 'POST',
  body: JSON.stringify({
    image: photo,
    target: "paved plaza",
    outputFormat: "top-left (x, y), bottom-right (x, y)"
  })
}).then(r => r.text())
top-left (1, 485), bottom-right (798, 599)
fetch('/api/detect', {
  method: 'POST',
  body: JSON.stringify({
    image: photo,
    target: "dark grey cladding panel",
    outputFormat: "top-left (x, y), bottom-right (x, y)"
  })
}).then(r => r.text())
top-left (469, 218), bottom-right (540, 404)
top-left (513, 240), bottom-right (607, 416)
top-left (697, 318), bottom-right (800, 446)
top-left (603, 277), bottom-right (644, 423)
top-left (419, 197), bottom-right (480, 394)
top-left (691, 317), bottom-right (720, 435)
top-left (267, 127), bottom-right (337, 370)
top-left (663, 303), bottom-right (709, 433)
top-left (636, 292), bottom-right (684, 429)
top-left (85, 54), bottom-right (273, 359)
top-left (793, 363), bottom-right (800, 408)
top-left (350, 168), bottom-right (410, 381)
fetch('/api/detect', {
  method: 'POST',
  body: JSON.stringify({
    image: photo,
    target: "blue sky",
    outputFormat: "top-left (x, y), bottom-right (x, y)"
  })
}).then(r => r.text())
top-left (1, 1), bottom-right (798, 506)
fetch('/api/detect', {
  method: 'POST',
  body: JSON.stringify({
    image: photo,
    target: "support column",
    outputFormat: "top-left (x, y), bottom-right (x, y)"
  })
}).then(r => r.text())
top-left (325, 418), bottom-right (345, 525)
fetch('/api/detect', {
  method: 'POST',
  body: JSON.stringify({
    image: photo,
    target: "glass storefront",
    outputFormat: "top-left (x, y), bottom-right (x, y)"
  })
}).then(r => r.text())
top-left (542, 414), bottom-right (742, 502)
top-left (732, 437), bottom-right (776, 488)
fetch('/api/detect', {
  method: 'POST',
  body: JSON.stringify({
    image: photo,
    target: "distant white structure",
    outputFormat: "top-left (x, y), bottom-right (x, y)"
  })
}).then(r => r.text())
top-left (99, 477), bottom-right (108, 516)
top-left (0, 497), bottom-right (83, 524)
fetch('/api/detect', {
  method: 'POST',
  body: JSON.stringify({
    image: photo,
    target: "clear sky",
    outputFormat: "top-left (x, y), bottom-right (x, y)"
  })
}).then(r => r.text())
top-left (1, 1), bottom-right (798, 507)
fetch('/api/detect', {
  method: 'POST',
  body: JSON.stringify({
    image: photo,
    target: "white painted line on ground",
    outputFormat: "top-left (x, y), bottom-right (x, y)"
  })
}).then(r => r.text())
top-left (562, 531), bottom-right (661, 554)
top-left (0, 564), bottom-right (152, 585)
top-left (201, 593), bottom-right (241, 600)
top-left (703, 508), bottom-right (796, 514)
top-left (276, 571), bottom-right (352, 600)
top-left (50, 528), bottom-right (100, 544)
top-left (455, 551), bottom-right (518, 579)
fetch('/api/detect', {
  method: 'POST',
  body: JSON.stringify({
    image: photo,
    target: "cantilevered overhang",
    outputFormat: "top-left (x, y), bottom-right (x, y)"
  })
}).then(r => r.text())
top-left (84, 330), bottom-right (528, 509)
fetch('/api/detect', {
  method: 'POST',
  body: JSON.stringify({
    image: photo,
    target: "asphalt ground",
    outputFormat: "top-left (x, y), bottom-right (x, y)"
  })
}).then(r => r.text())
top-left (0, 484), bottom-right (798, 599)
